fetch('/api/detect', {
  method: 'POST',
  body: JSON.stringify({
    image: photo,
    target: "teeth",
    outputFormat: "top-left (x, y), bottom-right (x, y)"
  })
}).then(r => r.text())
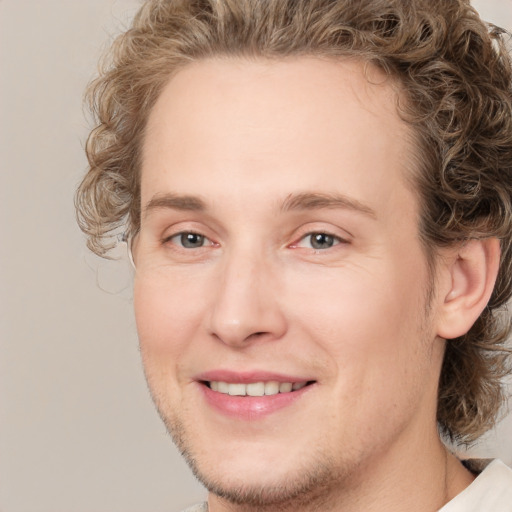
top-left (279, 382), bottom-right (293, 393)
top-left (218, 382), bottom-right (229, 394)
top-left (208, 380), bottom-right (309, 396)
top-left (228, 383), bottom-right (246, 396)
top-left (264, 381), bottom-right (280, 396)
top-left (247, 382), bottom-right (265, 396)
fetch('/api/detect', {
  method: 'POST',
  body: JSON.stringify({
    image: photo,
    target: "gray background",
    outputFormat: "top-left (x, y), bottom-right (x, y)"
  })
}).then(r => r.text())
top-left (1, 1), bottom-right (511, 511)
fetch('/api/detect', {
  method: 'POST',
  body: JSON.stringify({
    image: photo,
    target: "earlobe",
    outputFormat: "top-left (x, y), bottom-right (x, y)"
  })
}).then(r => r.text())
top-left (436, 238), bottom-right (500, 340)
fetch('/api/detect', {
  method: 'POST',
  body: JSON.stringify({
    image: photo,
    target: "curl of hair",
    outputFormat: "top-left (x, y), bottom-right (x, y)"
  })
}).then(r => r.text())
top-left (75, 0), bottom-right (512, 443)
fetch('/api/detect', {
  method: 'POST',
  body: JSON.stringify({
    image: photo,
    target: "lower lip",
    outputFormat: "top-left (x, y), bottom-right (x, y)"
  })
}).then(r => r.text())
top-left (199, 383), bottom-right (313, 420)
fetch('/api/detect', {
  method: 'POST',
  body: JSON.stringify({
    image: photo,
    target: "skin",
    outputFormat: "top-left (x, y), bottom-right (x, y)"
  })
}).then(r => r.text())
top-left (134, 57), bottom-right (475, 511)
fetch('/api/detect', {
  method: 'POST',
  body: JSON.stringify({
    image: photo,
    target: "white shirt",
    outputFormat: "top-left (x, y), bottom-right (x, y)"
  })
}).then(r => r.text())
top-left (439, 459), bottom-right (512, 512)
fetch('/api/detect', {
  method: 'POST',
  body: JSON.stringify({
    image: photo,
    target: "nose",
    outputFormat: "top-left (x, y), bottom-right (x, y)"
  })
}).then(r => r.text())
top-left (207, 249), bottom-right (288, 348)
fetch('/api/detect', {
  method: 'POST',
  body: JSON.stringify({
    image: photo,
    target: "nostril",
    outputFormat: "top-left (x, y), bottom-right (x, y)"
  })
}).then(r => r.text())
top-left (245, 331), bottom-right (269, 342)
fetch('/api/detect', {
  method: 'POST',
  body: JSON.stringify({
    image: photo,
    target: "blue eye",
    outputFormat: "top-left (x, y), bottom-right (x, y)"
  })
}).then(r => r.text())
top-left (295, 232), bottom-right (344, 250)
top-left (308, 233), bottom-right (338, 249)
top-left (168, 232), bottom-right (209, 248)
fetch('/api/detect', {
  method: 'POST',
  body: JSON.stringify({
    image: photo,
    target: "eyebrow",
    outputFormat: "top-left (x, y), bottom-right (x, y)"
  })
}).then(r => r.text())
top-left (143, 191), bottom-right (377, 219)
top-left (281, 192), bottom-right (377, 218)
top-left (143, 193), bottom-right (207, 217)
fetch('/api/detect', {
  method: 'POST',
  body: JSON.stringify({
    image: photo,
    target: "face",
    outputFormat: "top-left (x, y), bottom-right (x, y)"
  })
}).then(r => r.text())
top-left (134, 57), bottom-right (445, 507)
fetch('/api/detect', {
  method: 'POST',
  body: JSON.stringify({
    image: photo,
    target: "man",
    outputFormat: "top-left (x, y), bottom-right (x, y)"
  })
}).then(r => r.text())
top-left (75, 0), bottom-right (512, 510)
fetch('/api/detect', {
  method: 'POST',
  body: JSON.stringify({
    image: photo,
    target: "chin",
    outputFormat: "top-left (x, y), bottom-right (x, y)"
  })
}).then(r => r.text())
top-left (187, 449), bottom-right (339, 507)
top-left (163, 411), bottom-right (343, 507)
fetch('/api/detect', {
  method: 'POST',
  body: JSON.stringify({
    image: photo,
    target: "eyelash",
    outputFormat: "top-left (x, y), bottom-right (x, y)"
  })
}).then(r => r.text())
top-left (291, 232), bottom-right (348, 250)
top-left (162, 230), bottom-right (348, 251)
top-left (163, 231), bottom-right (216, 249)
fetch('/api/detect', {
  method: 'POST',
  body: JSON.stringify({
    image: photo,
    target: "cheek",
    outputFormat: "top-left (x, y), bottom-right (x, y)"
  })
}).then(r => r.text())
top-left (285, 256), bottom-right (431, 395)
top-left (289, 267), bottom-right (425, 350)
top-left (133, 276), bottom-right (204, 365)
top-left (287, 267), bottom-right (434, 439)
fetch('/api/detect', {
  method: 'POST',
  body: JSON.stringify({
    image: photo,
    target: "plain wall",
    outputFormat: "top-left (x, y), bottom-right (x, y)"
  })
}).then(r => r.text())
top-left (0, 1), bottom-right (511, 511)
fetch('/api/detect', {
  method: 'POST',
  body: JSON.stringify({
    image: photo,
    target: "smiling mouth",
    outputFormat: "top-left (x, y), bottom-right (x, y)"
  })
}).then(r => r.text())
top-left (204, 380), bottom-right (315, 397)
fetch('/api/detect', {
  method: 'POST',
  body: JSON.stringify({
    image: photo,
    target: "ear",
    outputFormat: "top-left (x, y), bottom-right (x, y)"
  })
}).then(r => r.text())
top-left (436, 237), bottom-right (500, 340)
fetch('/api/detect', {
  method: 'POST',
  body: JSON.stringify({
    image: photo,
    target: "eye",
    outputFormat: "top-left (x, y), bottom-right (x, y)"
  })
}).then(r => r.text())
top-left (166, 232), bottom-right (211, 249)
top-left (296, 232), bottom-right (344, 250)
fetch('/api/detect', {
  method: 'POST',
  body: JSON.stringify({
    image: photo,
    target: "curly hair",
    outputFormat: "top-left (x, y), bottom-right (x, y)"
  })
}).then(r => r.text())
top-left (75, 0), bottom-right (512, 444)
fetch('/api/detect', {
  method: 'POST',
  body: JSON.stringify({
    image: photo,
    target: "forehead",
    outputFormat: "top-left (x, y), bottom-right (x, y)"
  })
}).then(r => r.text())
top-left (141, 56), bottom-right (416, 219)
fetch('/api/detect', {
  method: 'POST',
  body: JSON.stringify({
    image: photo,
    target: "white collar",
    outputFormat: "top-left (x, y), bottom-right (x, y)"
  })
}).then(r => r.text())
top-left (439, 459), bottom-right (512, 511)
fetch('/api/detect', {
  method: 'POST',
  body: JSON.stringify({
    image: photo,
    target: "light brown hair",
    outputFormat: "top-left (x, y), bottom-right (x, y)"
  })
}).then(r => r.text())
top-left (76, 0), bottom-right (512, 444)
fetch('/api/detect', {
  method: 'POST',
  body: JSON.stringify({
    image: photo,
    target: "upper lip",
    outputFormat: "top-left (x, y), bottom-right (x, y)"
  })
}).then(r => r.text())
top-left (195, 370), bottom-right (315, 384)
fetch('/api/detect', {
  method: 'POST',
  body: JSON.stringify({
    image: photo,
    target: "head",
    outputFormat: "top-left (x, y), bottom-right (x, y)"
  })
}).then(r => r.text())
top-left (76, 0), bottom-right (512, 504)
